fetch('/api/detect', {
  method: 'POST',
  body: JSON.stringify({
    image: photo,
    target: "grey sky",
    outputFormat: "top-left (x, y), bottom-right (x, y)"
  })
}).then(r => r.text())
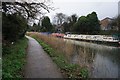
top-left (46, 0), bottom-right (120, 21)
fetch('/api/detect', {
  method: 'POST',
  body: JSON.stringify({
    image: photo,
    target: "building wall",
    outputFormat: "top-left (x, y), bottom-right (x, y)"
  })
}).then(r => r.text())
top-left (100, 18), bottom-right (111, 30)
top-left (100, 19), bottom-right (109, 29)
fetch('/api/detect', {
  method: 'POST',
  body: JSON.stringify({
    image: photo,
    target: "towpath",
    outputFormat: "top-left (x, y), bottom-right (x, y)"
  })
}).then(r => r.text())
top-left (24, 36), bottom-right (62, 78)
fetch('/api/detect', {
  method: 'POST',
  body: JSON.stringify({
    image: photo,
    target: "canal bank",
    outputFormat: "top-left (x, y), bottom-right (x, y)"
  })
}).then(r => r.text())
top-left (64, 39), bottom-right (120, 78)
top-left (26, 32), bottom-right (89, 78)
top-left (27, 32), bottom-right (120, 78)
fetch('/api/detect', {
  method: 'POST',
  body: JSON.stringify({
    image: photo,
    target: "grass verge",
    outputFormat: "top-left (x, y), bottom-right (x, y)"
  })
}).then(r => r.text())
top-left (28, 33), bottom-right (88, 78)
top-left (2, 37), bottom-right (28, 78)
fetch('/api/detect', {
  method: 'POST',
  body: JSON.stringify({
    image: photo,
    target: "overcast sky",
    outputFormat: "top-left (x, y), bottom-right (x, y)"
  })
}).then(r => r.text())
top-left (45, 0), bottom-right (120, 21)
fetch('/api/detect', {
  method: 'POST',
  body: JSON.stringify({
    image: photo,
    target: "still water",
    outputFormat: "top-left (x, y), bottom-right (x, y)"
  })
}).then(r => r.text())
top-left (63, 39), bottom-right (120, 78)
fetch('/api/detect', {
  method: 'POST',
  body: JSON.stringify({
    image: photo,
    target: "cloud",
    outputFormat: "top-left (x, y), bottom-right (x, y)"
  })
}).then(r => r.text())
top-left (53, 0), bottom-right (119, 3)
top-left (46, 0), bottom-right (119, 21)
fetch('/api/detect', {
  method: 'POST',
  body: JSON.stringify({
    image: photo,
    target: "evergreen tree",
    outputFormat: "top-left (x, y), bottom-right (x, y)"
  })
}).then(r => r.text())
top-left (41, 16), bottom-right (53, 32)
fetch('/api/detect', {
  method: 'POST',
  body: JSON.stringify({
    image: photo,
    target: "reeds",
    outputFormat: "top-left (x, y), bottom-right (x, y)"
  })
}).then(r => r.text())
top-left (26, 32), bottom-right (74, 61)
top-left (26, 32), bottom-right (90, 77)
top-left (26, 32), bottom-right (92, 68)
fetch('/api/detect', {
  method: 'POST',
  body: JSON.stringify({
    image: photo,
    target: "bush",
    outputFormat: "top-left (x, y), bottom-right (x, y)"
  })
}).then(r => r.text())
top-left (2, 12), bottom-right (28, 42)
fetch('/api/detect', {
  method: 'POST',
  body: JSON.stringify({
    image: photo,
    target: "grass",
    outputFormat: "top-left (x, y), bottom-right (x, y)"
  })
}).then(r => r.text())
top-left (2, 37), bottom-right (28, 78)
top-left (27, 32), bottom-right (88, 78)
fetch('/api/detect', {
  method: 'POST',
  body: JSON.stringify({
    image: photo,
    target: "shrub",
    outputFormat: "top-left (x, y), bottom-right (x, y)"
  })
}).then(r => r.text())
top-left (2, 12), bottom-right (28, 42)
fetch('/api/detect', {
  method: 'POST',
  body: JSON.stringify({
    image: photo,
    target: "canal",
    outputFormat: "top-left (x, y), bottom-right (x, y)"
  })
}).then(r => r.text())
top-left (63, 39), bottom-right (120, 78)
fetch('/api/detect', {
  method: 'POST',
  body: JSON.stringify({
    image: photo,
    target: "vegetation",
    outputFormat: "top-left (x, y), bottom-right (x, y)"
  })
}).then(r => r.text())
top-left (2, 0), bottom-right (53, 78)
top-left (117, 15), bottom-right (120, 32)
top-left (101, 15), bottom-right (120, 35)
top-left (28, 16), bottom-right (54, 32)
top-left (111, 15), bottom-right (120, 32)
top-left (2, 1), bottom-right (54, 41)
top-left (27, 32), bottom-right (88, 78)
top-left (28, 23), bottom-right (41, 32)
top-left (53, 13), bottom-right (78, 33)
top-left (98, 30), bottom-right (120, 35)
top-left (72, 12), bottom-right (100, 34)
top-left (2, 12), bottom-right (28, 42)
top-left (54, 13), bottom-right (67, 25)
top-left (41, 16), bottom-right (54, 32)
top-left (2, 1), bottom-right (53, 21)
top-left (2, 37), bottom-right (28, 78)
top-left (28, 12), bottom-right (100, 34)
top-left (53, 12), bottom-right (100, 34)
top-left (63, 14), bottom-right (78, 32)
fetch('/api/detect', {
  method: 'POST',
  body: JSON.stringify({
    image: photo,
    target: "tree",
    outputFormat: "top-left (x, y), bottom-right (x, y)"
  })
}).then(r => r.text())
top-left (53, 13), bottom-right (67, 25)
top-left (110, 15), bottom-right (120, 32)
top-left (86, 12), bottom-right (100, 34)
top-left (2, 0), bottom-right (53, 41)
top-left (41, 16), bottom-right (53, 32)
top-left (72, 12), bottom-right (100, 34)
top-left (62, 22), bottom-right (70, 32)
top-left (69, 14), bottom-right (78, 32)
top-left (71, 14), bottom-right (78, 23)
top-left (115, 15), bottom-right (120, 32)
top-left (2, 12), bottom-right (28, 42)
top-left (61, 14), bottom-right (78, 33)
top-left (72, 16), bottom-right (87, 33)
top-left (28, 23), bottom-right (41, 32)
top-left (2, 1), bottom-right (53, 21)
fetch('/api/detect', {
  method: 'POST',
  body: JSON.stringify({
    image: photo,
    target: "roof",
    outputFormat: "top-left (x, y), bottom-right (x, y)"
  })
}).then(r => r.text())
top-left (101, 17), bottom-right (114, 21)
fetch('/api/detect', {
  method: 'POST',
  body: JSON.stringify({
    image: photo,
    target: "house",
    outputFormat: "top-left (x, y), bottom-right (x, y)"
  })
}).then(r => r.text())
top-left (100, 17), bottom-right (117, 30)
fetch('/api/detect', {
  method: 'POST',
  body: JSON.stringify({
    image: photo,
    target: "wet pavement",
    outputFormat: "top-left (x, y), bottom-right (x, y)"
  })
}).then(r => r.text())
top-left (24, 36), bottom-right (63, 78)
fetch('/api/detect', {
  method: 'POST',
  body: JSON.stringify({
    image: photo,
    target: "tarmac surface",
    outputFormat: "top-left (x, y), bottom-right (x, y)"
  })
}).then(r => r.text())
top-left (24, 36), bottom-right (63, 78)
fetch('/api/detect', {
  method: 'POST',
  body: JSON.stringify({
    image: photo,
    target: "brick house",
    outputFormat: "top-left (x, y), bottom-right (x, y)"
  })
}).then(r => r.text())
top-left (100, 17), bottom-right (118, 30)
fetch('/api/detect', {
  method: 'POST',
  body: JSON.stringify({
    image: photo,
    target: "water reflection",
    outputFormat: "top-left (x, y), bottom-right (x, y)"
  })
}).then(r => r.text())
top-left (63, 39), bottom-right (120, 78)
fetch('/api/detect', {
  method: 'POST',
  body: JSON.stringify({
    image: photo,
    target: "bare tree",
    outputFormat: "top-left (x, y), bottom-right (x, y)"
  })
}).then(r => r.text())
top-left (53, 13), bottom-right (67, 25)
top-left (2, 0), bottom-right (54, 23)
top-left (71, 14), bottom-right (78, 23)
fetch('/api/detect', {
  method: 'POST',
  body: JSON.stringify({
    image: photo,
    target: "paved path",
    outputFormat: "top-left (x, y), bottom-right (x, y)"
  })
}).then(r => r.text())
top-left (24, 36), bottom-right (63, 78)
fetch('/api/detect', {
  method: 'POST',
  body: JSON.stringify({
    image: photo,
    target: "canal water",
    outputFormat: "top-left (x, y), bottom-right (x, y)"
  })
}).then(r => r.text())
top-left (63, 39), bottom-right (120, 78)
